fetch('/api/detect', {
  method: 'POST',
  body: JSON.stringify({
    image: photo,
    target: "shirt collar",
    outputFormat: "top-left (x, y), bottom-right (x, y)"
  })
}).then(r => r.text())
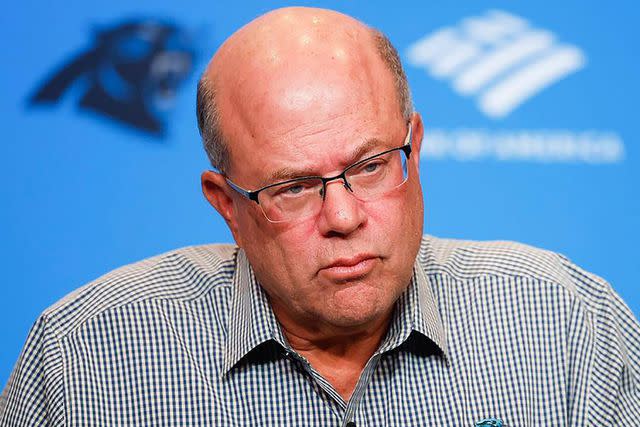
top-left (376, 258), bottom-right (448, 359)
top-left (222, 249), bottom-right (287, 375)
top-left (222, 249), bottom-right (448, 375)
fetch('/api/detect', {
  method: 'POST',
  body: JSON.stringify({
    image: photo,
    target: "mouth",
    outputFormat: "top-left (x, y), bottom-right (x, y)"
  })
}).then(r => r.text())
top-left (319, 254), bottom-right (379, 282)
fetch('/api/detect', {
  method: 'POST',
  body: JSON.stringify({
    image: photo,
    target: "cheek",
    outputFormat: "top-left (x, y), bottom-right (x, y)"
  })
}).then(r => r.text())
top-left (237, 211), bottom-right (319, 282)
top-left (363, 187), bottom-right (416, 233)
top-left (363, 184), bottom-right (423, 265)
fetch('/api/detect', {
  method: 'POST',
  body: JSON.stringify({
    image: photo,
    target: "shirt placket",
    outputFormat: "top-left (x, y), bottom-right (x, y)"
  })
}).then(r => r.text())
top-left (284, 348), bottom-right (383, 427)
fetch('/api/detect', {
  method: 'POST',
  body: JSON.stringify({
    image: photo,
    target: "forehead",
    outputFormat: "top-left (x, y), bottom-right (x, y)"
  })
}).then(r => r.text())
top-left (210, 10), bottom-right (404, 183)
top-left (266, 132), bottom-right (407, 184)
top-left (224, 57), bottom-right (403, 182)
top-left (228, 83), bottom-right (404, 187)
top-left (237, 116), bottom-right (406, 190)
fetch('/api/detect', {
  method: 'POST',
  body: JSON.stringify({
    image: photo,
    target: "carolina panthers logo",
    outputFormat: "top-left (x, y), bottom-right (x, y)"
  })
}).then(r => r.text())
top-left (29, 19), bottom-right (196, 136)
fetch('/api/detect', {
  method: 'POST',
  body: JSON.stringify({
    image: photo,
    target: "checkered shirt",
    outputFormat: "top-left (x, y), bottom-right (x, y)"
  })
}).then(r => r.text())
top-left (1, 235), bottom-right (639, 426)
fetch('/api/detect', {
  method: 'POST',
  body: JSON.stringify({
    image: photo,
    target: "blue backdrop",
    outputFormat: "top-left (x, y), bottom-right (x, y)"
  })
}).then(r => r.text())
top-left (1, 0), bottom-right (638, 388)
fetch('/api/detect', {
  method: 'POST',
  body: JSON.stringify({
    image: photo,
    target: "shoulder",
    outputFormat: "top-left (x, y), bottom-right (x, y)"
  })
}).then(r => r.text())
top-left (418, 234), bottom-right (612, 305)
top-left (418, 236), bottom-right (640, 419)
top-left (38, 244), bottom-right (239, 341)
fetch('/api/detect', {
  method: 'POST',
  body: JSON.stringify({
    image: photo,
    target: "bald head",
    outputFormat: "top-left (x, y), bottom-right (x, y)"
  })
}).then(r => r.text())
top-left (197, 7), bottom-right (412, 173)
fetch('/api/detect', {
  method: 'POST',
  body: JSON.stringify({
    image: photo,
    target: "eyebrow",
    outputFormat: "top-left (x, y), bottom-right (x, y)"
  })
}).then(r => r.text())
top-left (264, 138), bottom-right (388, 184)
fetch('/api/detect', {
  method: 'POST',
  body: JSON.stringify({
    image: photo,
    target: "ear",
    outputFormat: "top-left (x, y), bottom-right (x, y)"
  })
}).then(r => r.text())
top-left (201, 170), bottom-right (243, 245)
top-left (410, 112), bottom-right (424, 172)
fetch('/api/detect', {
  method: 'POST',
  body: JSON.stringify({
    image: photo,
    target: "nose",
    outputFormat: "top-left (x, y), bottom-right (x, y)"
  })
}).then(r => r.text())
top-left (317, 179), bottom-right (366, 236)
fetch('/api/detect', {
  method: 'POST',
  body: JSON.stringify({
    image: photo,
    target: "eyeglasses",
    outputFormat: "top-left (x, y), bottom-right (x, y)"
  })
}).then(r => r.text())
top-left (225, 122), bottom-right (413, 223)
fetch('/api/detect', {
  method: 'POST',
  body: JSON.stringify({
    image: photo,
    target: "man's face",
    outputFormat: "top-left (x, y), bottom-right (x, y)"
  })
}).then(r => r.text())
top-left (206, 23), bottom-right (424, 334)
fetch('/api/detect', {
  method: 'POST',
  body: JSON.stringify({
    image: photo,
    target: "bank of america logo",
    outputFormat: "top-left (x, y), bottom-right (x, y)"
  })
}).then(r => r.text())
top-left (407, 10), bottom-right (586, 119)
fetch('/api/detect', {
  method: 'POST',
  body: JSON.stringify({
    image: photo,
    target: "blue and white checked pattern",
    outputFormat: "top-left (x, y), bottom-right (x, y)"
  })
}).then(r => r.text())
top-left (1, 236), bottom-right (639, 426)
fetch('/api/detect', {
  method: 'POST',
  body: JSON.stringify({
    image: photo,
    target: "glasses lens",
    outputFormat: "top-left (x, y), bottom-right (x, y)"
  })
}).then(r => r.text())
top-left (345, 149), bottom-right (409, 200)
top-left (258, 178), bottom-right (324, 222)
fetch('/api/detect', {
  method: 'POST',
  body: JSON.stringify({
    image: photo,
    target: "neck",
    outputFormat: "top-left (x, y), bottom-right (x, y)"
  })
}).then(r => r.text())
top-left (273, 304), bottom-right (394, 401)
top-left (281, 314), bottom-right (391, 356)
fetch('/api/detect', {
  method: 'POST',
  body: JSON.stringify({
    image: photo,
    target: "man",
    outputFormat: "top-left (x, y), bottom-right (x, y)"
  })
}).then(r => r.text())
top-left (1, 7), bottom-right (639, 426)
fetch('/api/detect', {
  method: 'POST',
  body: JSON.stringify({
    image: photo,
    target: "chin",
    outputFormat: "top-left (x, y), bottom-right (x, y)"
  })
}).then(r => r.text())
top-left (325, 311), bottom-right (382, 329)
top-left (325, 287), bottom-right (394, 327)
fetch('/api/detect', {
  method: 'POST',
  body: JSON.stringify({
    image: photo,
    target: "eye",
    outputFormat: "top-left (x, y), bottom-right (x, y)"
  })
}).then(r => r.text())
top-left (363, 161), bottom-right (381, 173)
top-left (273, 180), bottom-right (319, 197)
top-left (284, 184), bottom-right (304, 195)
top-left (358, 158), bottom-right (386, 174)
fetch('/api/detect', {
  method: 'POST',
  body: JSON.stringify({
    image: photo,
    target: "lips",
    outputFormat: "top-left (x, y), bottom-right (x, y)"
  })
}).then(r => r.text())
top-left (319, 254), bottom-right (378, 281)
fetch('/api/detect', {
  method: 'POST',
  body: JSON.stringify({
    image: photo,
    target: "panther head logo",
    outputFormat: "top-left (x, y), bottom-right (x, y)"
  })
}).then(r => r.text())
top-left (30, 19), bottom-right (196, 136)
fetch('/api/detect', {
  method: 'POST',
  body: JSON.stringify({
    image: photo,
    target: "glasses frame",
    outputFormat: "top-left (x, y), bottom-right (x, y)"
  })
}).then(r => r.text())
top-left (224, 122), bottom-right (413, 220)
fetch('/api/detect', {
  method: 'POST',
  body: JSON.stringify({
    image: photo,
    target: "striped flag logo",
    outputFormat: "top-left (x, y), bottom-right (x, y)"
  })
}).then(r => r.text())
top-left (407, 10), bottom-right (586, 119)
